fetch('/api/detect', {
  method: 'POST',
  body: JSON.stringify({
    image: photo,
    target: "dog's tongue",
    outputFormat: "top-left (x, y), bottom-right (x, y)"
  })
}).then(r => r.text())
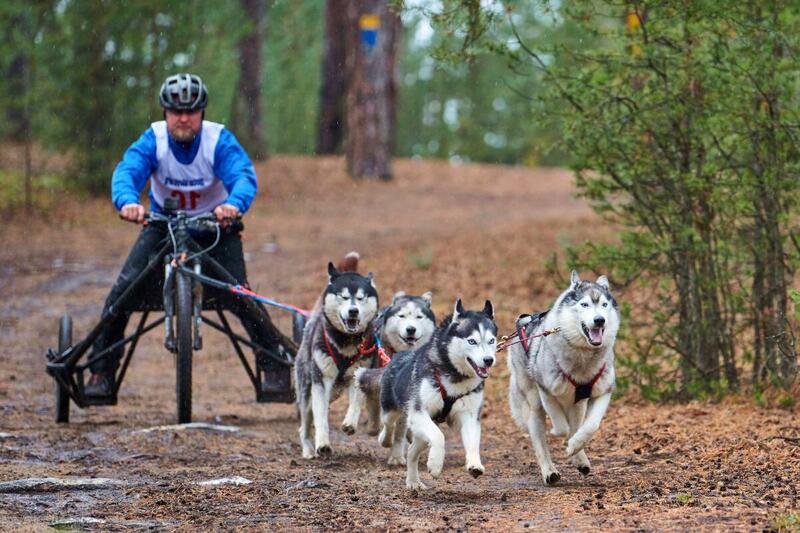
top-left (476, 366), bottom-right (489, 379)
top-left (589, 327), bottom-right (604, 344)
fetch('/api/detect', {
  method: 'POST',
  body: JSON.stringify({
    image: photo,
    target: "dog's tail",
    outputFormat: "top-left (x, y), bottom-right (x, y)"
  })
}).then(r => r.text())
top-left (355, 367), bottom-right (384, 400)
top-left (336, 251), bottom-right (360, 273)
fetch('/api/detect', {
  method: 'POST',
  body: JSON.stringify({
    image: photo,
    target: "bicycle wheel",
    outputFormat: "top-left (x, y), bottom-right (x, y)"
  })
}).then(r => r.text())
top-left (175, 270), bottom-right (193, 423)
top-left (55, 314), bottom-right (72, 423)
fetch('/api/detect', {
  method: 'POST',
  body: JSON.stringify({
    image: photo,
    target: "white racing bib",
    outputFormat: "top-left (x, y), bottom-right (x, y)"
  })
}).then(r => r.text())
top-left (150, 120), bottom-right (228, 215)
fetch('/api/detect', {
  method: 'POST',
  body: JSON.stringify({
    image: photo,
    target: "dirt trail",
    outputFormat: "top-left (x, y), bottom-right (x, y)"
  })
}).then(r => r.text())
top-left (0, 156), bottom-right (797, 531)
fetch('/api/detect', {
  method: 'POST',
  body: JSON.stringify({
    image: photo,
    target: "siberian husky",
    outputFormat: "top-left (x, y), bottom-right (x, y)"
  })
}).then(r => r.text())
top-left (294, 260), bottom-right (379, 458)
top-left (375, 291), bottom-right (436, 356)
top-left (359, 291), bottom-right (437, 435)
top-left (358, 299), bottom-right (497, 490)
top-left (507, 271), bottom-right (620, 485)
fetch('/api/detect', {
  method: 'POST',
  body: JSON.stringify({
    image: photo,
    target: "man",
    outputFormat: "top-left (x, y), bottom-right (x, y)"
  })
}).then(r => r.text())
top-left (86, 73), bottom-right (293, 402)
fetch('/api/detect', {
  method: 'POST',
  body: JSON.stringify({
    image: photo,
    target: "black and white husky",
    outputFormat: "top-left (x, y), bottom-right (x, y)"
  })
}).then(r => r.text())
top-left (508, 271), bottom-right (620, 485)
top-left (359, 299), bottom-right (497, 490)
top-left (294, 261), bottom-right (379, 458)
top-left (359, 291), bottom-right (437, 435)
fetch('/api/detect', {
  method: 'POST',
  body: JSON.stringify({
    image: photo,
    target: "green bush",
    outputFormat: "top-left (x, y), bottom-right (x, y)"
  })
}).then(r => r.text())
top-left (432, 0), bottom-right (800, 397)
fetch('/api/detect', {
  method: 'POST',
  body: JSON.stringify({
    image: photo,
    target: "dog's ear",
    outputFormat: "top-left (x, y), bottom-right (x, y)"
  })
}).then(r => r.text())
top-left (570, 270), bottom-right (581, 288)
top-left (421, 291), bottom-right (433, 306)
top-left (328, 262), bottom-right (339, 281)
top-left (392, 291), bottom-right (406, 304)
top-left (367, 272), bottom-right (376, 289)
top-left (482, 300), bottom-right (494, 320)
top-left (452, 298), bottom-right (465, 324)
top-left (596, 275), bottom-right (609, 290)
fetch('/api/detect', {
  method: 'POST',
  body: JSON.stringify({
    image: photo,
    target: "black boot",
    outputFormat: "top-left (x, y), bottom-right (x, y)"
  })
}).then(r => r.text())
top-left (259, 365), bottom-right (295, 403)
top-left (84, 371), bottom-right (115, 397)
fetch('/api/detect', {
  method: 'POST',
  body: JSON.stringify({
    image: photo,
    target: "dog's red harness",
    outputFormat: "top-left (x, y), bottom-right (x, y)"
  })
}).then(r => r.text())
top-left (322, 329), bottom-right (378, 381)
top-left (431, 369), bottom-right (484, 424)
top-left (554, 358), bottom-right (606, 403)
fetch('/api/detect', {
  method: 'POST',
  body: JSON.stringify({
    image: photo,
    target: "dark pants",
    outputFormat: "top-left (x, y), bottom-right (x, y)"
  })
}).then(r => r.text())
top-left (90, 223), bottom-right (285, 374)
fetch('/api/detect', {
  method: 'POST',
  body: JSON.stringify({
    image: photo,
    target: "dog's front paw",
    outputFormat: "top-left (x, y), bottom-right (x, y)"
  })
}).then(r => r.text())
top-left (467, 463), bottom-right (484, 478)
top-left (406, 478), bottom-right (428, 491)
top-left (387, 454), bottom-right (406, 466)
top-left (366, 423), bottom-right (380, 437)
top-left (570, 450), bottom-right (591, 475)
top-left (341, 423), bottom-right (356, 435)
top-left (541, 468), bottom-right (561, 486)
top-left (316, 444), bottom-right (332, 457)
top-left (566, 435), bottom-right (586, 457)
top-left (301, 448), bottom-right (316, 459)
top-left (427, 457), bottom-right (444, 478)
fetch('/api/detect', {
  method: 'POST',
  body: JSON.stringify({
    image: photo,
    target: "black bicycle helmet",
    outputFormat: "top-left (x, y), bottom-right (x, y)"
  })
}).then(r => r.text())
top-left (159, 73), bottom-right (208, 110)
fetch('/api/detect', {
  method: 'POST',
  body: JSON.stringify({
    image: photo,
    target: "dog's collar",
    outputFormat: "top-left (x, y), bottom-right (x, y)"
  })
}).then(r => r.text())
top-left (554, 358), bottom-right (606, 403)
top-left (322, 328), bottom-right (377, 381)
top-left (431, 369), bottom-right (484, 424)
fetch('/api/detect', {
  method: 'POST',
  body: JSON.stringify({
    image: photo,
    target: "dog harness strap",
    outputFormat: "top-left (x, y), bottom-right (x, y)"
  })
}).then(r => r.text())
top-left (555, 359), bottom-right (606, 403)
top-left (322, 329), bottom-right (343, 368)
top-left (431, 370), bottom-right (484, 424)
top-left (518, 324), bottom-right (530, 353)
top-left (322, 329), bottom-right (378, 381)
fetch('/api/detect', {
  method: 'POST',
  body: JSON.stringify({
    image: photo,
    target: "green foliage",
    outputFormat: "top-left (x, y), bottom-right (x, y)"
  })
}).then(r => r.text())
top-left (263, 0), bottom-right (324, 154)
top-left (430, 0), bottom-right (800, 398)
top-left (396, 1), bottom-right (579, 165)
top-left (790, 289), bottom-right (800, 321)
top-left (771, 512), bottom-right (800, 533)
top-left (0, 1), bottom-right (248, 192)
top-left (778, 394), bottom-right (796, 409)
top-left (0, 169), bottom-right (68, 211)
top-left (538, 1), bottom-right (800, 397)
top-left (406, 246), bottom-right (434, 270)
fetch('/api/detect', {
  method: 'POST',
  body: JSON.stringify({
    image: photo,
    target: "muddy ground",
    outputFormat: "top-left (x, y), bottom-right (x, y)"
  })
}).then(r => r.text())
top-left (1, 156), bottom-right (798, 532)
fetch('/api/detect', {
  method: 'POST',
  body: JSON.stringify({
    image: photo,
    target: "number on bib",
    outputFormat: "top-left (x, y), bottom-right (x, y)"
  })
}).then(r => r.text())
top-left (170, 190), bottom-right (200, 210)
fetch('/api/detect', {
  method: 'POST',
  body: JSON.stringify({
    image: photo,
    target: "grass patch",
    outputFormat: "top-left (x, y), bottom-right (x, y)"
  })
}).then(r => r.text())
top-left (0, 169), bottom-right (73, 212)
top-left (406, 247), bottom-right (434, 270)
top-left (771, 512), bottom-right (800, 532)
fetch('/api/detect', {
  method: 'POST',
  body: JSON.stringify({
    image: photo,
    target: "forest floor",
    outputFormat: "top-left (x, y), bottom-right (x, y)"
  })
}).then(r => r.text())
top-left (0, 155), bottom-right (798, 532)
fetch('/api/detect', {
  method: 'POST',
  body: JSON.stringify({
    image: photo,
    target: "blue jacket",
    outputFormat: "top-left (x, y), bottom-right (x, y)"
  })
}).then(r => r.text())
top-left (111, 125), bottom-right (257, 214)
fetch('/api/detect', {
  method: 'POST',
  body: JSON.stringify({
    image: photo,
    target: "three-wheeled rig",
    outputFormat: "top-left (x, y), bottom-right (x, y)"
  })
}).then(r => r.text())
top-left (45, 200), bottom-right (306, 424)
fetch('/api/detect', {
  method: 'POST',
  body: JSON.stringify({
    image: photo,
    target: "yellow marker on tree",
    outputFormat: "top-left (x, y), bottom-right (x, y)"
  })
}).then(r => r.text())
top-left (360, 14), bottom-right (380, 30)
top-left (626, 12), bottom-right (641, 31)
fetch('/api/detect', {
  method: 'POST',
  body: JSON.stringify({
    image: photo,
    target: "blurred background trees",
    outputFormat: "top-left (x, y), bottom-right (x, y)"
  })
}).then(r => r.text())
top-left (0, 0), bottom-right (565, 192)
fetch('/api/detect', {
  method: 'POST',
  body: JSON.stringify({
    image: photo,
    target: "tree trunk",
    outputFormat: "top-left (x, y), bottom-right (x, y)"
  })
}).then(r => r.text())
top-left (5, 47), bottom-right (30, 144)
top-left (4, 13), bottom-right (33, 213)
top-left (231, 0), bottom-right (267, 160)
top-left (344, 0), bottom-right (400, 180)
top-left (65, 0), bottom-right (113, 192)
top-left (316, 0), bottom-right (347, 154)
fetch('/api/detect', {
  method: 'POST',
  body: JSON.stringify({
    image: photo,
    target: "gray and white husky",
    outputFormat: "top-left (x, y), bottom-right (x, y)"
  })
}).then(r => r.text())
top-left (508, 271), bottom-right (620, 485)
top-left (375, 291), bottom-right (436, 356)
top-left (359, 291), bottom-right (437, 435)
top-left (294, 261), bottom-right (379, 458)
top-left (358, 299), bottom-right (497, 490)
